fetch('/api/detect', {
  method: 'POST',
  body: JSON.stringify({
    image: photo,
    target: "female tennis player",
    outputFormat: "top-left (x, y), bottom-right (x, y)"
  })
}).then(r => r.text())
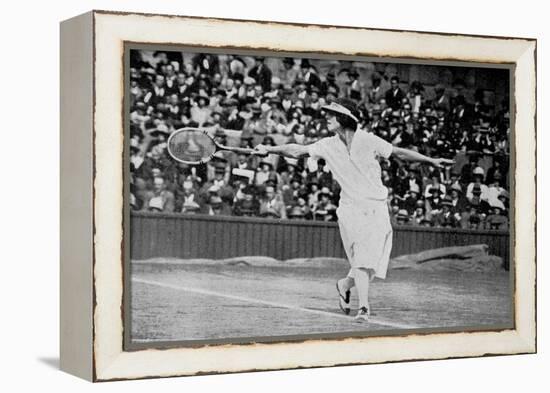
top-left (253, 99), bottom-right (454, 322)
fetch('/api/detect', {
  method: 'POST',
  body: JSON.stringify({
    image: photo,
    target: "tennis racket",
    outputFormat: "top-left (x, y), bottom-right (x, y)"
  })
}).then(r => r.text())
top-left (167, 127), bottom-right (265, 164)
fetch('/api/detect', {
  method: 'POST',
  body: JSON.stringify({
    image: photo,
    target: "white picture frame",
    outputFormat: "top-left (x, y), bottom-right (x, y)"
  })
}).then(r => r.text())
top-left (60, 10), bottom-right (536, 381)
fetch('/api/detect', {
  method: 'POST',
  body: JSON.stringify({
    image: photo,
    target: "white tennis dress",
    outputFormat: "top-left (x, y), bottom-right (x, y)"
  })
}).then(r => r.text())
top-left (308, 130), bottom-right (393, 279)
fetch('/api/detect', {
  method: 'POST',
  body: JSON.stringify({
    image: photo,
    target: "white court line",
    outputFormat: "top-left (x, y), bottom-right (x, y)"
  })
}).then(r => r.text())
top-left (133, 278), bottom-right (419, 330)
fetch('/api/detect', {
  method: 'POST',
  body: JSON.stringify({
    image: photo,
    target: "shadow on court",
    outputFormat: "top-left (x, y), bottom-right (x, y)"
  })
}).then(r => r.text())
top-left (130, 257), bottom-right (512, 343)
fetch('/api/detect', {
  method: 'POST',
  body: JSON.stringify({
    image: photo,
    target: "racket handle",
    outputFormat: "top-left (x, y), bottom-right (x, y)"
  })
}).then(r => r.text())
top-left (220, 145), bottom-right (268, 157)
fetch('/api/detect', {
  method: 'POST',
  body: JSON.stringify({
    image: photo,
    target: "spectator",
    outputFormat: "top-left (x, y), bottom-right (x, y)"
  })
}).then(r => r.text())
top-left (432, 84), bottom-right (450, 112)
top-left (290, 197), bottom-right (312, 220)
top-left (433, 197), bottom-right (460, 228)
top-left (142, 177), bottom-right (175, 213)
top-left (255, 160), bottom-right (279, 186)
top-left (288, 205), bottom-right (307, 220)
top-left (206, 194), bottom-right (232, 216)
top-left (395, 209), bottom-right (410, 226)
top-left (190, 95), bottom-right (212, 127)
top-left (485, 200), bottom-right (508, 230)
top-left (411, 203), bottom-right (427, 226)
top-left (402, 184), bottom-right (421, 214)
top-left (466, 167), bottom-right (489, 202)
top-left (259, 184), bottom-right (287, 219)
top-left (129, 50), bottom-right (510, 230)
top-left (179, 179), bottom-right (202, 213)
top-left (233, 185), bottom-right (260, 217)
top-left (367, 73), bottom-right (385, 104)
top-left (465, 206), bottom-right (483, 230)
top-left (460, 155), bottom-right (479, 186)
top-left (448, 183), bottom-right (469, 215)
top-left (248, 57), bottom-right (272, 92)
top-left (385, 76), bottom-right (405, 110)
top-left (312, 187), bottom-right (337, 221)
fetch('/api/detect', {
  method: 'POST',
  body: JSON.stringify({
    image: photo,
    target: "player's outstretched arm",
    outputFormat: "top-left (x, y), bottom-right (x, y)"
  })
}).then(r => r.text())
top-left (392, 146), bottom-right (455, 168)
top-left (253, 143), bottom-right (310, 159)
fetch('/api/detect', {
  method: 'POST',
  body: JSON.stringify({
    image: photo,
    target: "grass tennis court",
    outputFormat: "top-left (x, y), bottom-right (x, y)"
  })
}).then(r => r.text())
top-left (129, 256), bottom-right (513, 345)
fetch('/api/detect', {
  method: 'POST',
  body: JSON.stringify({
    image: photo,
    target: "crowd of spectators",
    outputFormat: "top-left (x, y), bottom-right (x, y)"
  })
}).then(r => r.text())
top-left (129, 50), bottom-right (511, 231)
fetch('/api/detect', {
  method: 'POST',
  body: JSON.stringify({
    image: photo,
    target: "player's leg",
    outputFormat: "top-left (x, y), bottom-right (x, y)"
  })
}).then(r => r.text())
top-left (336, 215), bottom-right (355, 314)
top-left (353, 267), bottom-right (374, 321)
top-left (336, 269), bottom-right (355, 315)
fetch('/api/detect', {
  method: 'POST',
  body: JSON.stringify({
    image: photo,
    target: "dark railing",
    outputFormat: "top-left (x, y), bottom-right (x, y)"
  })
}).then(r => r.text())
top-left (130, 212), bottom-right (510, 268)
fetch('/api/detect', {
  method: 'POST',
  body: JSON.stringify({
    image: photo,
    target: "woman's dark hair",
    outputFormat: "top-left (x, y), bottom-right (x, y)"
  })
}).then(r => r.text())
top-left (333, 98), bottom-right (359, 130)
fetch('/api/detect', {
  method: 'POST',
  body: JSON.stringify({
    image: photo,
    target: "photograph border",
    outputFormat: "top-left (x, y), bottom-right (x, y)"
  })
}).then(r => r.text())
top-left (65, 10), bottom-right (536, 381)
top-left (123, 43), bottom-right (517, 351)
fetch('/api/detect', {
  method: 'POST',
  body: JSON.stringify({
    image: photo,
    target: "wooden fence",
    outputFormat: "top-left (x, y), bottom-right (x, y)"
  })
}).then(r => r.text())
top-left (130, 212), bottom-right (510, 269)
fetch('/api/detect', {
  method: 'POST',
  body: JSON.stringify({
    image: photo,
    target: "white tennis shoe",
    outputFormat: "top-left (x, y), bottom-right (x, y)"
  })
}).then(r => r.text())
top-left (355, 306), bottom-right (370, 322)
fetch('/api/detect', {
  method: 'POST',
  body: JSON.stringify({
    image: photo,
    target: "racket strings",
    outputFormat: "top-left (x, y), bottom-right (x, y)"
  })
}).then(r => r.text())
top-left (168, 130), bottom-right (217, 163)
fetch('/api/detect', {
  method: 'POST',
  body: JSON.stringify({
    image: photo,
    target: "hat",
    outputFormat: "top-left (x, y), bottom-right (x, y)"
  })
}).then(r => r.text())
top-left (209, 195), bottom-right (223, 206)
top-left (396, 209), bottom-right (409, 220)
top-left (282, 86), bottom-right (294, 96)
top-left (473, 167), bottom-right (485, 176)
top-left (208, 184), bottom-right (220, 194)
top-left (239, 111), bottom-right (253, 120)
top-left (289, 206), bottom-right (305, 218)
top-left (260, 160), bottom-right (274, 170)
top-left (150, 124), bottom-right (170, 137)
top-left (321, 102), bottom-right (359, 123)
top-left (451, 183), bottom-right (462, 193)
top-left (498, 190), bottom-right (510, 200)
top-left (182, 200), bottom-right (201, 211)
top-left (244, 76), bottom-right (256, 85)
top-left (319, 187), bottom-right (332, 196)
top-left (420, 217), bottom-right (433, 225)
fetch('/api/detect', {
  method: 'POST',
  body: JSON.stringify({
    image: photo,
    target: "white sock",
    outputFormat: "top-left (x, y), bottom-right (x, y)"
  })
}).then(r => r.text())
top-left (353, 268), bottom-right (371, 310)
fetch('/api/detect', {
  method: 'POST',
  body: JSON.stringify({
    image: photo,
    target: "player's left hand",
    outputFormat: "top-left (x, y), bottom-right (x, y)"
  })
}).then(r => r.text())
top-left (252, 144), bottom-right (269, 156)
top-left (432, 158), bottom-right (455, 168)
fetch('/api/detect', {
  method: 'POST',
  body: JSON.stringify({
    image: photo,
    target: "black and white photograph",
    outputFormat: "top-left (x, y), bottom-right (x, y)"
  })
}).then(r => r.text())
top-left (126, 47), bottom-right (513, 347)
